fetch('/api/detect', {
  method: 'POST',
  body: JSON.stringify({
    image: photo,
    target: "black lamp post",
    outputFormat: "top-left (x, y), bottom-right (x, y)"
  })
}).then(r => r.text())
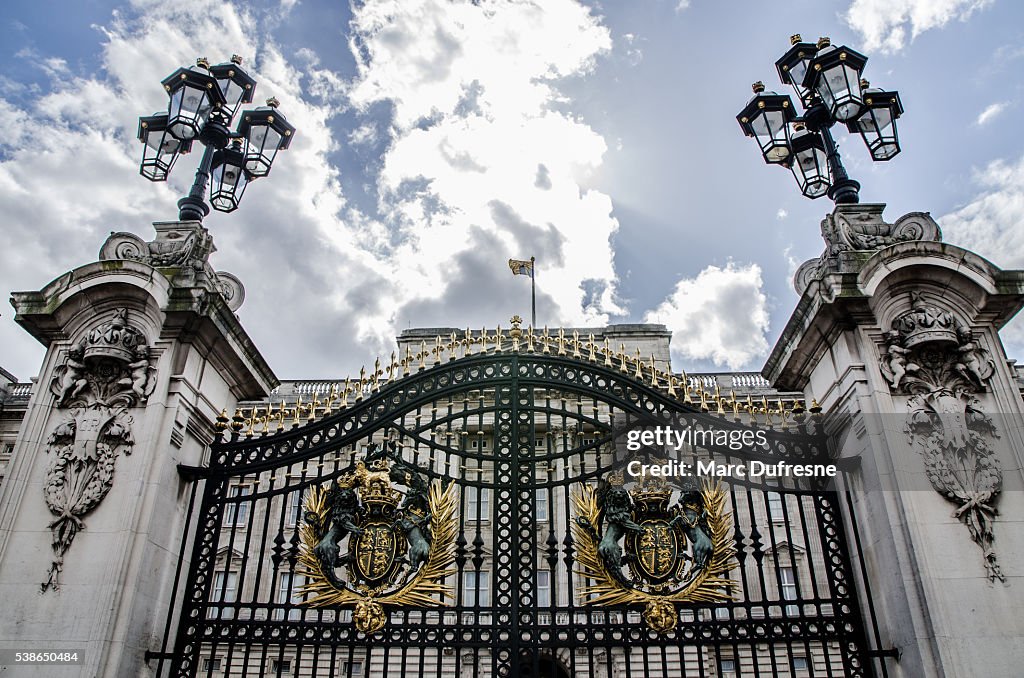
top-left (136, 56), bottom-right (296, 221)
top-left (738, 35), bottom-right (904, 204)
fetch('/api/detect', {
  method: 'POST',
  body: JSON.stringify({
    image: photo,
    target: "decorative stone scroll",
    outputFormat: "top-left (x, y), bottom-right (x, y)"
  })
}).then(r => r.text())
top-left (794, 204), bottom-right (942, 293)
top-left (99, 222), bottom-right (245, 311)
top-left (41, 308), bottom-right (156, 592)
top-left (880, 292), bottom-right (1004, 582)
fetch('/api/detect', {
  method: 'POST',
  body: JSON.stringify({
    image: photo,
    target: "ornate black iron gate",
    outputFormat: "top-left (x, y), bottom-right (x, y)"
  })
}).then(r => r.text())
top-left (152, 344), bottom-right (884, 678)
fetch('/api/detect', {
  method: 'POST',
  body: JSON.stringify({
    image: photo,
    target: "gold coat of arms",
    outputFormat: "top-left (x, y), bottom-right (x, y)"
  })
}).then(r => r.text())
top-left (572, 473), bottom-right (737, 633)
top-left (298, 450), bottom-right (458, 633)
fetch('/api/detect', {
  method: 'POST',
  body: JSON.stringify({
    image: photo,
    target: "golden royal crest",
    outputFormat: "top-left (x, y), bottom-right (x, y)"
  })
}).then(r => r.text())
top-left (572, 474), bottom-right (737, 633)
top-left (298, 449), bottom-right (458, 633)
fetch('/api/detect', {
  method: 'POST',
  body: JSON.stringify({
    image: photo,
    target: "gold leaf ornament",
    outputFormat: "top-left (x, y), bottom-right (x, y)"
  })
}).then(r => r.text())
top-left (571, 480), bottom-right (738, 633)
top-left (298, 478), bottom-right (459, 633)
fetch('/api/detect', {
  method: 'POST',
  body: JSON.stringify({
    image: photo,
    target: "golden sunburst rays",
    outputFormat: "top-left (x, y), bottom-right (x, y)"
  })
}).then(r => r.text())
top-left (570, 480), bottom-right (738, 633)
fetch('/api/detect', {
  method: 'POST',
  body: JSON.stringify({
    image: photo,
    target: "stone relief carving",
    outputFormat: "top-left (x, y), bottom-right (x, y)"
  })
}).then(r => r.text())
top-left (99, 222), bottom-right (245, 311)
top-left (41, 308), bottom-right (156, 592)
top-left (794, 205), bottom-right (942, 293)
top-left (880, 292), bottom-right (1005, 582)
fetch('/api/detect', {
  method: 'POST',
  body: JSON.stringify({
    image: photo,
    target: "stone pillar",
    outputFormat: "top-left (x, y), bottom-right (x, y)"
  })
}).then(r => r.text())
top-left (764, 204), bottom-right (1024, 677)
top-left (0, 222), bottom-right (276, 677)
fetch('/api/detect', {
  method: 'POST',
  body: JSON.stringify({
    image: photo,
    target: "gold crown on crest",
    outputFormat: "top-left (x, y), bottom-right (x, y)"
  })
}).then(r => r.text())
top-left (630, 476), bottom-right (672, 511)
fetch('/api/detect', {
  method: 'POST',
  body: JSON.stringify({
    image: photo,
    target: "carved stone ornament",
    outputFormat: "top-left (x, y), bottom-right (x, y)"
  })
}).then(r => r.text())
top-left (880, 292), bottom-right (1004, 582)
top-left (571, 473), bottom-right (737, 633)
top-left (99, 222), bottom-right (245, 311)
top-left (298, 447), bottom-right (458, 634)
top-left (794, 204), bottom-right (942, 293)
top-left (41, 308), bottom-right (157, 592)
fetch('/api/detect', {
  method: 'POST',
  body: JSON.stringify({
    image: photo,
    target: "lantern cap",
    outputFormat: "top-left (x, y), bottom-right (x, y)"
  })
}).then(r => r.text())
top-left (752, 81), bottom-right (765, 94)
top-left (790, 34), bottom-right (802, 45)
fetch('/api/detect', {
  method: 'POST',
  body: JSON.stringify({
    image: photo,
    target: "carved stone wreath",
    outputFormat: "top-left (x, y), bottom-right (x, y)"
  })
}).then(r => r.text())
top-left (41, 308), bottom-right (156, 592)
top-left (879, 292), bottom-right (1005, 582)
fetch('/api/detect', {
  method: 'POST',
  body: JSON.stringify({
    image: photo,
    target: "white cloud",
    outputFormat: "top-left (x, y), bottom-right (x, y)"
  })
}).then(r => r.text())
top-left (347, 0), bottom-right (623, 335)
top-left (940, 155), bottom-right (1024, 268)
top-left (776, 208), bottom-right (788, 220)
top-left (0, 0), bottom-right (625, 381)
top-left (976, 101), bottom-right (1008, 126)
top-left (844, 0), bottom-right (993, 53)
top-left (643, 263), bottom-right (770, 370)
top-left (938, 154), bottom-right (1024, 361)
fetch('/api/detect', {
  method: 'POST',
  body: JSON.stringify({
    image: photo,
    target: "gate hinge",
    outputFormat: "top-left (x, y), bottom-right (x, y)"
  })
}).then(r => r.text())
top-left (144, 650), bottom-right (176, 664)
top-left (177, 462), bottom-right (212, 480)
top-left (866, 647), bottom-right (901, 661)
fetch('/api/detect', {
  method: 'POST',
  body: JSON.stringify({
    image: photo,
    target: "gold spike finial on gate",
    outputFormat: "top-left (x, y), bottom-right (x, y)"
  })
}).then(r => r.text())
top-left (465, 328), bottom-right (473, 356)
top-left (388, 352), bottom-right (399, 382)
top-left (618, 344), bottom-right (628, 373)
top-left (667, 375), bottom-right (678, 397)
top-left (277, 401), bottom-right (286, 432)
top-left (557, 328), bottom-right (567, 356)
top-left (510, 318), bottom-right (522, 352)
top-left (293, 397), bottom-right (302, 427)
top-left (215, 408), bottom-right (229, 432)
top-left (542, 326), bottom-right (551, 354)
top-left (433, 336), bottom-right (443, 365)
top-left (495, 324), bottom-right (504, 352)
top-left (526, 326), bottom-right (535, 353)
top-left (571, 330), bottom-right (582, 359)
top-left (588, 334), bottom-right (598, 362)
top-left (648, 355), bottom-right (659, 387)
top-left (356, 367), bottom-right (366, 402)
top-left (372, 357), bottom-right (382, 391)
top-left (340, 378), bottom-right (351, 409)
top-left (634, 348), bottom-right (643, 380)
top-left (449, 332), bottom-right (459, 360)
top-left (603, 338), bottom-right (613, 367)
top-left (680, 371), bottom-right (692, 404)
top-left (419, 340), bottom-right (428, 371)
top-left (730, 390), bottom-right (740, 419)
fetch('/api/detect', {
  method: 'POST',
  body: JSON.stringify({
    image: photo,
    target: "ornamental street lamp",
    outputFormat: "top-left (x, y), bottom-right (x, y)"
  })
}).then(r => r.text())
top-left (738, 35), bottom-right (904, 204)
top-left (136, 55), bottom-right (296, 222)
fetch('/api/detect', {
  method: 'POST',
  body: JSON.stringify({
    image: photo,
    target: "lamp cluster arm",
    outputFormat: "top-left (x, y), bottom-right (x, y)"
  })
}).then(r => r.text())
top-left (136, 56), bottom-right (296, 222)
top-left (736, 35), bottom-right (905, 205)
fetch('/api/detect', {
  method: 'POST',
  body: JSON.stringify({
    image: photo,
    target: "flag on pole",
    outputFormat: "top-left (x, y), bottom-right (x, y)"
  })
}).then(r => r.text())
top-left (508, 258), bottom-right (534, 277)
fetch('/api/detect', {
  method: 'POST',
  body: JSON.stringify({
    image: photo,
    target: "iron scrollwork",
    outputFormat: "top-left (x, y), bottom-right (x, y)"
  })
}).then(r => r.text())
top-left (572, 472), bottom-right (737, 633)
top-left (298, 451), bottom-right (458, 633)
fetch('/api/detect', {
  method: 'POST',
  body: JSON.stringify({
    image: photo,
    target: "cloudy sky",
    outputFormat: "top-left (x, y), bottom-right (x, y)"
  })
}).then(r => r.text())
top-left (1, 0), bottom-right (1022, 382)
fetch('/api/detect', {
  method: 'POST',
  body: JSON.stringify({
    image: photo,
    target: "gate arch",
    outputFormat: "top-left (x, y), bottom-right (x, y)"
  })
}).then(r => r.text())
top-left (156, 349), bottom-right (879, 677)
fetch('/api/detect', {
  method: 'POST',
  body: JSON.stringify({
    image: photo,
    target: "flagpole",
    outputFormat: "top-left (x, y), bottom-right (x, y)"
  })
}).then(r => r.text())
top-left (530, 256), bottom-right (536, 329)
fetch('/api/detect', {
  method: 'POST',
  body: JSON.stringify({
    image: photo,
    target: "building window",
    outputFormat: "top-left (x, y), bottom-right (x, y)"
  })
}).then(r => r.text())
top-left (342, 661), bottom-right (363, 676)
top-left (536, 570), bottom-right (551, 607)
top-left (270, 658), bottom-right (291, 674)
top-left (274, 572), bottom-right (303, 620)
top-left (286, 490), bottom-right (303, 526)
top-left (464, 570), bottom-right (490, 606)
top-left (210, 570), bottom-right (238, 619)
top-left (719, 657), bottom-right (737, 677)
top-left (466, 486), bottom-right (489, 522)
top-left (780, 566), bottom-right (799, 616)
top-left (203, 657), bottom-right (222, 671)
top-left (766, 490), bottom-right (784, 522)
top-left (535, 437), bottom-right (546, 449)
top-left (469, 437), bottom-right (489, 451)
top-left (535, 489), bottom-right (548, 521)
top-left (792, 656), bottom-right (809, 672)
top-left (223, 485), bottom-right (251, 526)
